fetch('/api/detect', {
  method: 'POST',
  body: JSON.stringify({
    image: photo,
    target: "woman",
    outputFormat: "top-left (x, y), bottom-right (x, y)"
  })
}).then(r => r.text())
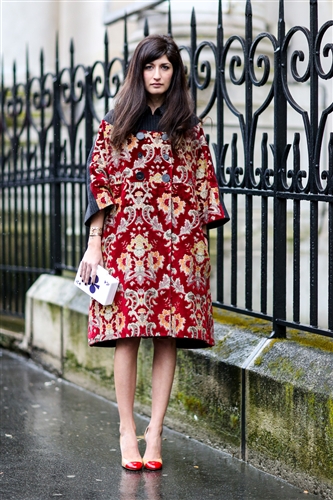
top-left (80, 34), bottom-right (229, 472)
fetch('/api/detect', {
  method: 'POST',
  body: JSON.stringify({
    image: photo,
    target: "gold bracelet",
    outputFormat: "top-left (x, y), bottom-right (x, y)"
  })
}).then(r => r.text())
top-left (90, 226), bottom-right (102, 236)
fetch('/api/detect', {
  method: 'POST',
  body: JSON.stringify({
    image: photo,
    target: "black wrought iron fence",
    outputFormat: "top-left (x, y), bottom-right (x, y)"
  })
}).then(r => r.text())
top-left (1, 0), bottom-right (333, 339)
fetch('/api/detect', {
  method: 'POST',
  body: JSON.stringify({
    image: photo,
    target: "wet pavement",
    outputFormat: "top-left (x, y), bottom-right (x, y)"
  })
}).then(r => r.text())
top-left (0, 349), bottom-right (317, 500)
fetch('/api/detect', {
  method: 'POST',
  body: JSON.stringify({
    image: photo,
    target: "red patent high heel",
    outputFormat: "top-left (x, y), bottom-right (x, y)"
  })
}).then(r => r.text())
top-left (120, 436), bottom-right (143, 471)
top-left (143, 427), bottom-right (163, 471)
top-left (121, 458), bottom-right (143, 471)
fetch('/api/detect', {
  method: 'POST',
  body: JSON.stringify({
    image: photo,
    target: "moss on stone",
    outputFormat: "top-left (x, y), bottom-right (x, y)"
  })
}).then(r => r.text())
top-left (64, 350), bottom-right (83, 370)
top-left (253, 339), bottom-right (282, 366)
top-left (0, 315), bottom-right (24, 334)
top-left (176, 392), bottom-right (208, 417)
top-left (64, 349), bottom-right (114, 385)
top-left (287, 329), bottom-right (333, 353)
top-left (285, 382), bottom-right (294, 409)
top-left (248, 372), bottom-right (333, 482)
top-left (230, 413), bottom-right (239, 429)
top-left (38, 301), bottom-right (61, 325)
top-left (214, 335), bottom-right (235, 358)
top-left (213, 308), bottom-right (272, 335)
top-left (88, 365), bottom-right (113, 382)
top-left (172, 349), bottom-right (242, 447)
top-left (0, 333), bottom-right (21, 349)
top-left (213, 309), bottom-right (333, 357)
top-left (214, 335), bottom-right (229, 350)
top-left (327, 398), bottom-right (333, 442)
top-left (248, 427), bottom-right (287, 457)
top-left (266, 356), bottom-right (305, 381)
top-left (68, 314), bottom-right (86, 343)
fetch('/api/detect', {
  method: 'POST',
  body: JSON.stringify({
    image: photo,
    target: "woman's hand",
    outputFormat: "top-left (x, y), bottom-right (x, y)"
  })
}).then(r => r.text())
top-left (80, 211), bottom-right (105, 284)
top-left (80, 236), bottom-right (104, 284)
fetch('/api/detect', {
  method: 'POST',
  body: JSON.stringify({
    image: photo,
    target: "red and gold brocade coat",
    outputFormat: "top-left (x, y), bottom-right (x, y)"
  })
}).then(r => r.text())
top-left (85, 114), bottom-right (229, 349)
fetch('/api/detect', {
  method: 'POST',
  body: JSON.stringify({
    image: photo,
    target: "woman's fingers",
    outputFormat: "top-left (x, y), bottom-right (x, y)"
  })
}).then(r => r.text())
top-left (80, 261), bottom-right (90, 284)
top-left (80, 260), bottom-right (101, 284)
top-left (90, 263), bottom-right (98, 285)
top-left (79, 247), bottom-right (103, 284)
top-left (80, 261), bottom-right (91, 284)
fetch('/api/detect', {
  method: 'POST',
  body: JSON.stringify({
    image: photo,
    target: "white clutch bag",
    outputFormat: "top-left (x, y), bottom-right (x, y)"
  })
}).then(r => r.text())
top-left (74, 265), bottom-right (119, 305)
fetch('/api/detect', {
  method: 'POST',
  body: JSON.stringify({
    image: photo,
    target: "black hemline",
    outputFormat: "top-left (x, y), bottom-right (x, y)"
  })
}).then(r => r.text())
top-left (89, 337), bottom-right (213, 349)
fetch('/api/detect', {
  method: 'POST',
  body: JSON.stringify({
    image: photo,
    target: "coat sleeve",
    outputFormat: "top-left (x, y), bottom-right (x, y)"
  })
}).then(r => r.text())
top-left (84, 119), bottom-right (116, 226)
top-left (195, 124), bottom-right (230, 229)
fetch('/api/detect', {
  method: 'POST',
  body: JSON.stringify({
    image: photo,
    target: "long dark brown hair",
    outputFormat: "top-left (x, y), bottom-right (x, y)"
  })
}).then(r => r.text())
top-left (111, 35), bottom-right (194, 149)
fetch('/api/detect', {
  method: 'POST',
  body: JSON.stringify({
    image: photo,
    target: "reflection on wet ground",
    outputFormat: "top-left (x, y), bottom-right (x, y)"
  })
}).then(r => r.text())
top-left (1, 350), bottom-right (316, 500)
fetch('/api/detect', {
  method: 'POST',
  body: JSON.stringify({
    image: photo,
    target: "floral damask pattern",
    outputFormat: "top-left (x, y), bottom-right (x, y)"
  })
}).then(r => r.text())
top-left (87, 121), bottom-right (228, 349)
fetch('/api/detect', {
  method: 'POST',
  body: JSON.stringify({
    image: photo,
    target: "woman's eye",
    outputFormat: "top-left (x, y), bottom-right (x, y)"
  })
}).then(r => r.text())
top-left (145, 65), bottom-right (153, 70)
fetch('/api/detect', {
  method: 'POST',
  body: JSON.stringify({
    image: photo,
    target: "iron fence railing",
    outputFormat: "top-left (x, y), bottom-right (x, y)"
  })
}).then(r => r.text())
top-left (1, 0), bottom-right (333, 340)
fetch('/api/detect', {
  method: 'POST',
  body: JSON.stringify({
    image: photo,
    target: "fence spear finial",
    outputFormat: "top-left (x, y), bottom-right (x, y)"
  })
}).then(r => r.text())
top-left (55, 32), bottom-right (59, 75)
top-left (104, 29), bottom-right (109, 69)
top-left (40, 48), bottom-right (44, 71)
top-left (217, 0), bottom-right (224, 42)
top-left (70, 38), bottom-right (75, 68)
top-left (191, 7), bottom-right (196, 29)
top-left (279, 0), bottom-right (285, 22)
top-left (167, 0), bottom-right (172, 38)
top-left (26, 45), bottom-right (29, 79)
top-left (245, 0), bottom-right (252, 18)
top-left (144, 17), bottom-right (149, 37)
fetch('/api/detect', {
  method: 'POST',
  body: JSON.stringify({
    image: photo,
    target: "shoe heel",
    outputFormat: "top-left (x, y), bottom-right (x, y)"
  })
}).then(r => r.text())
top-left (143, 427), bottom-right (163, 470)
top-left (120, 435), bottom-right (143, 471)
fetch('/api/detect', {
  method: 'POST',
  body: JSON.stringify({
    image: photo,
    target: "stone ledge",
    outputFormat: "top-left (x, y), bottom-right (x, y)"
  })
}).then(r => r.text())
top-left (2, 274), bottom-right (332, 499)
top-left (247, 337), bottom-right (333, 498)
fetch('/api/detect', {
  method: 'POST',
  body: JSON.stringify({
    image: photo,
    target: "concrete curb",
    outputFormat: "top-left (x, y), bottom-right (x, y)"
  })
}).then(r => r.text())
top-left (3, 274), bottom-right (333, 499)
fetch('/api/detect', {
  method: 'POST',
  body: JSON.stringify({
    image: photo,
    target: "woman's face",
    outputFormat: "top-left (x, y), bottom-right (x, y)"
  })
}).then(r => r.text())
top-left (143, 55), bottom-right (173, 100)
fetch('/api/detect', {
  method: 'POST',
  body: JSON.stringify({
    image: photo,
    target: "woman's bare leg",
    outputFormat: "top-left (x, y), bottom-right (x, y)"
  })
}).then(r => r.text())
top-left (143, 337), bottom-right (177, 461)
top-left (114, 337), bottom-right (142, 462)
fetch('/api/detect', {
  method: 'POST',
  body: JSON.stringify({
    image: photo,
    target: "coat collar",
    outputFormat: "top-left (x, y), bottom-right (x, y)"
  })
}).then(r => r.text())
top-left (142, 104), bottom-right (166, 117)
top-left (135, 104), bottom-right (166, 133)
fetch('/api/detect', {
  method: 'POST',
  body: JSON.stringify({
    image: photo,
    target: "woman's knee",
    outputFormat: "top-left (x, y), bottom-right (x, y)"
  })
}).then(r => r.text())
top-left (116, 337), bottom-right (141, 353)
top-left (152, 337), bottom-right (176, 351)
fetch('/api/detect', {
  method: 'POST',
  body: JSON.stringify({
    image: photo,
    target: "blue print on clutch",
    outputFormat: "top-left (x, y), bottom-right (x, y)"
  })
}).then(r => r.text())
top-left (74, 264), bottom-right (119, 305)
top-left (88, 275), bottom-right (100, 294)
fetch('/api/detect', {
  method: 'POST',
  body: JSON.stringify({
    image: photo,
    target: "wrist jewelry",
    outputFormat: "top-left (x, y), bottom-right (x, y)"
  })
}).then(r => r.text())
top-left (90, 226), bottom-right (102, 237)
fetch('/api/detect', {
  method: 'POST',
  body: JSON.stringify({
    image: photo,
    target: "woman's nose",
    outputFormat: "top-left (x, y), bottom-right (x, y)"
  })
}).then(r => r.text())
top-left (153, 67), bottom-right (161, 79)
